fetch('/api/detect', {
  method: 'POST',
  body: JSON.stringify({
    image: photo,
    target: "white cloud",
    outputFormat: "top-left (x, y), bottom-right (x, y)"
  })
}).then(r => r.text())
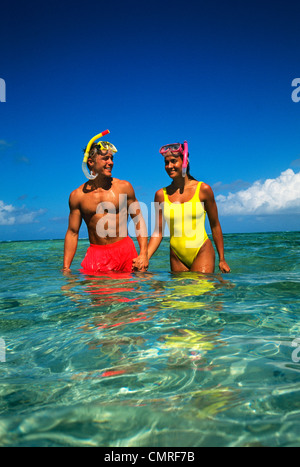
top-left (216, 169), bottom-right (300, 216)
top-left (0, 200), bottom-right (46, 225)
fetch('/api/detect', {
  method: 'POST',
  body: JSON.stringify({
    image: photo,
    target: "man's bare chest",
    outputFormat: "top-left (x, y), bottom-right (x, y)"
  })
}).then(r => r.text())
top-left (80, 190), bottom-right (126, 217)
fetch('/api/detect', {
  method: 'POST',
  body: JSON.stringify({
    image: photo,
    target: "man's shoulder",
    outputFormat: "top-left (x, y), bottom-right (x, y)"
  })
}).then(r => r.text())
top-left (69, 184), bottom-right (85, 205)
top-left (70, 183), bottom-right (85, 196)
top-left (112, 178), bottom-right (134, 192)
top-left (112, 177), bottom-right (131, 185)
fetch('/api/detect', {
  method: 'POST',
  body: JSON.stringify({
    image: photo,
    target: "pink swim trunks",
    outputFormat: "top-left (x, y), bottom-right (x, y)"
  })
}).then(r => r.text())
top-left (80, 236), bottom-right (138, 274)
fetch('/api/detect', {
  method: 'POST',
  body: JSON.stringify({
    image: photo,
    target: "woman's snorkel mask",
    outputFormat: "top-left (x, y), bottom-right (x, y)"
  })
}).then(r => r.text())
top-left (82, 129), bottom-right (118, 180)
top-left (159, 140), bottom-right (189, 177)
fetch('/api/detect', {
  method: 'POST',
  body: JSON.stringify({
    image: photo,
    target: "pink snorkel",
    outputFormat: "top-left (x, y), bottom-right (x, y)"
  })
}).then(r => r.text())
top-left (182, 140), bottom-right (188, 177)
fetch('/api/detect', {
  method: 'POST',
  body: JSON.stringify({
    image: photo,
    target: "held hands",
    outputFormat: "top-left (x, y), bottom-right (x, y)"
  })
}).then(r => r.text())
top-left (132, 253), bottom-right (149, 272)
top-left (62, 266), bottom-right (71, 274)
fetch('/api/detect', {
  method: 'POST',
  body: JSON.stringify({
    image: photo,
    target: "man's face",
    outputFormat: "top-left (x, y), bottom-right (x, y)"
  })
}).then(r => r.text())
top-left (91, 151), bottom-right (114, 177)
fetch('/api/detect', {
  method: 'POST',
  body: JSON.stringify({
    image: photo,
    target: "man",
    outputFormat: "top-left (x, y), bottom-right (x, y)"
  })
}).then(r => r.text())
top-left (63, 140), bottom-right (148, 273)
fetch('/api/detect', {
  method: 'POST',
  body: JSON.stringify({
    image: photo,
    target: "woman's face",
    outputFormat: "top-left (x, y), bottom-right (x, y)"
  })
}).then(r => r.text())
top-left (164, 152), bottom-right (182, 178)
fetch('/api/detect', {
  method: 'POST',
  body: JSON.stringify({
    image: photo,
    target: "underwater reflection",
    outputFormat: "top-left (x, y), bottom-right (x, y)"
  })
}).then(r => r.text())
top-left (157, 272), bottom-right (234, 313)
top-left (61, 270), bottom-right (241, 422)
top-left (62, 271), bottom-right (147, 306)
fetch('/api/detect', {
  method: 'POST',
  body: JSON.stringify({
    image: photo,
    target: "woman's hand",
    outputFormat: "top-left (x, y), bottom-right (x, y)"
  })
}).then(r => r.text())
top-left (219, 260), bottom-right (231, 273)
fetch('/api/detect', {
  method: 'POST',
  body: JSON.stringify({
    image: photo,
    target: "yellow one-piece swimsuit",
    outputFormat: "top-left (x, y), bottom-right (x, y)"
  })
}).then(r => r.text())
top-left (163, 182), bottom-right (209, 268)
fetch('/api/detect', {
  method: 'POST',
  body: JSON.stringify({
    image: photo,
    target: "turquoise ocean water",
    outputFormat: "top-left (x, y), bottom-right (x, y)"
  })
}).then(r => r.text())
top-left (0, 232), bottom-right (300, 447)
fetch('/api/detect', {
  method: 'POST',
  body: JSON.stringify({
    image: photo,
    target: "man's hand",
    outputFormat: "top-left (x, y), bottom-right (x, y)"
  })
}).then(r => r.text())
top-left (132, 254), bottom-right (149, 272)
top-left (219, 260), bottom-right (231, 273)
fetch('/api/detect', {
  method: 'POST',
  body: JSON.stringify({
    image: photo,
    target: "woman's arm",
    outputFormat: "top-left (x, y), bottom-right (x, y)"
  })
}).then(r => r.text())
top-left (202, 184), bottom-right (231, 273)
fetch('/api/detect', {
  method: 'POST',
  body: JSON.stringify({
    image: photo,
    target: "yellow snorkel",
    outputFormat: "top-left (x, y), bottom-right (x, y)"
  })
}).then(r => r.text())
top-left (82, 129), bottom-right (110, 180)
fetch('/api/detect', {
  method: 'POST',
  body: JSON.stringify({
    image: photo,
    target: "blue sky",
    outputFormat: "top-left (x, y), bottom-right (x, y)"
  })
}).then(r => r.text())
top-left (0, 0), bottom-right (300, 241)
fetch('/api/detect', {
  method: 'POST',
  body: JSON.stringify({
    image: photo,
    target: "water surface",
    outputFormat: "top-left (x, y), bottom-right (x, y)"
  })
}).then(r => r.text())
top-left (0, 232), bottom-right (299, 447)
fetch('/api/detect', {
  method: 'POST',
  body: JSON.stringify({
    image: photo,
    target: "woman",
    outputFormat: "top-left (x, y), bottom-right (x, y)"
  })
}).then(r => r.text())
top-left (148, 142), bottom-right (230, 273)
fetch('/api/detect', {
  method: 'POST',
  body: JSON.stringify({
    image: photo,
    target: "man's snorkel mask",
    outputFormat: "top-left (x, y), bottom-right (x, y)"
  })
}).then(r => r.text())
top-left (159, 140), bottom-right (189, 177)
top-left (82, 129), bottom-right (118, 180)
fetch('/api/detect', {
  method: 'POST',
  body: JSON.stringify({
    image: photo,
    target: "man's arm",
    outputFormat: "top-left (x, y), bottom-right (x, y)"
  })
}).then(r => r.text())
top-left (202, 184), bottom-right (231, 273)
top-left (63, 191), bottom-right (82, 272)
top-left (126, 183), bottom-right (148, 271)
